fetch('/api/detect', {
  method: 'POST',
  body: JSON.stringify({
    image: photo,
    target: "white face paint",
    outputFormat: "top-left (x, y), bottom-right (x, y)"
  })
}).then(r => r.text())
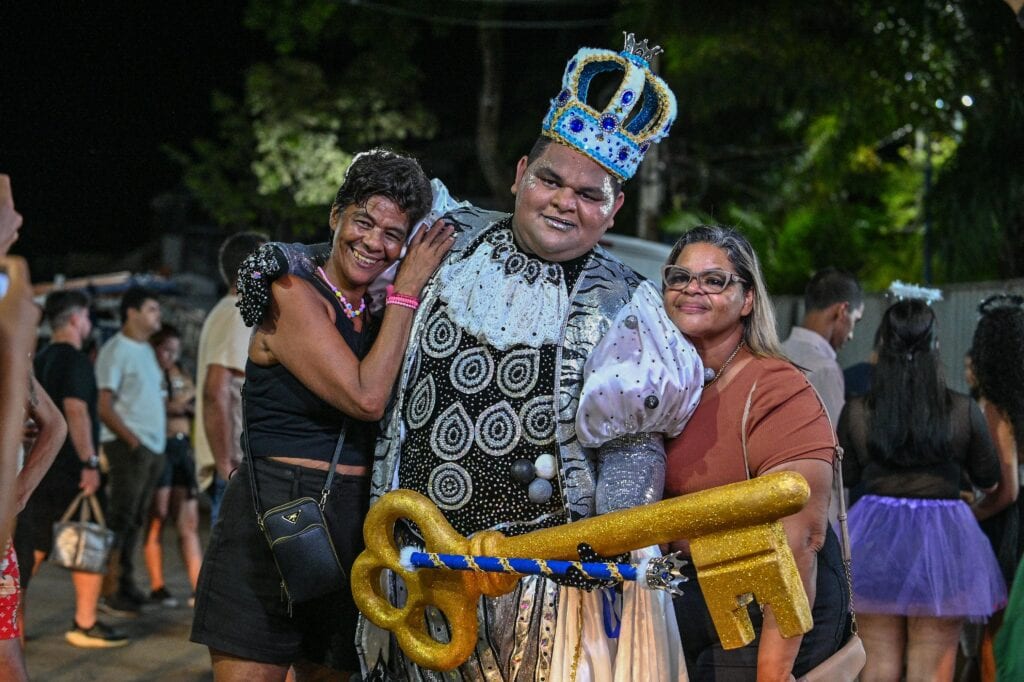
top-left (523, 170), bottom-right (539, 191)
top-left (598, 175), bottom-right (615, 217)
top-left (511, 143), bottom-right (624, 262)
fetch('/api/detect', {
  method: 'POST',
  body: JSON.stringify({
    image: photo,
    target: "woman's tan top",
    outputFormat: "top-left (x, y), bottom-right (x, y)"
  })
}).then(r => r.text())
top-left (665, 353), bottom-right (834, 497)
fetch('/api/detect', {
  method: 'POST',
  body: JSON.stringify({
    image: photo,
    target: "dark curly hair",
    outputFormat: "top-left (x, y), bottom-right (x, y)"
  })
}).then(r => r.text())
top-left (331, 149), bottom-right (432, 227)
top-left (969, 295), bottom-right (1024, 448)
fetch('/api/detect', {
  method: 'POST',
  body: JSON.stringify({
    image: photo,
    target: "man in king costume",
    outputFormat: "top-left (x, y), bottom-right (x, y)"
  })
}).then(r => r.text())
top-left (359, 35), bottom-right (704, 681)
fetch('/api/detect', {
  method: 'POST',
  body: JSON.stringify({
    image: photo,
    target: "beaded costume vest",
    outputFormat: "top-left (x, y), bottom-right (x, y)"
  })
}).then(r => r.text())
top-left (398, 220), bottom-right (588, 536)
top-left (371, 206), bottom-right (646, 528)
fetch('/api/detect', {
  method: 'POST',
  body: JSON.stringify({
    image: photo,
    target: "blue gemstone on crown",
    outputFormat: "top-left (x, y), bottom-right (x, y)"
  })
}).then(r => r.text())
top-left (539, 35), bottom-right (678, 181)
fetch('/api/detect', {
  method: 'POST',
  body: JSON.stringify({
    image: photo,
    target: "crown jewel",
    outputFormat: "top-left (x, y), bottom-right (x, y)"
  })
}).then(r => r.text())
top-left (622, 32), bottom-right (664, 64)
top-left (540, 34), bottom-right (677, 181)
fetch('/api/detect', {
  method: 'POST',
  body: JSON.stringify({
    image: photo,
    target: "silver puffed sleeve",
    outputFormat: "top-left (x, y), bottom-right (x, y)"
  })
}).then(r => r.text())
top-left (575, 280), bottom-right (704, 447)
top-left (595, 432), bottom-right (666, 514)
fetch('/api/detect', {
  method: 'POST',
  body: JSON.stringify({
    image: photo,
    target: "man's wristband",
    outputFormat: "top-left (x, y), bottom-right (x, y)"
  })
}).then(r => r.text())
top-left (82, 454), bottom-right (100, 470)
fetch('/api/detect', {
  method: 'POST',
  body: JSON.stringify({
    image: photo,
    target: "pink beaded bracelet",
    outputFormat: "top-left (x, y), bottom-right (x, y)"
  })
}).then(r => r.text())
top-left (385, 285), bottom-right (420, 311)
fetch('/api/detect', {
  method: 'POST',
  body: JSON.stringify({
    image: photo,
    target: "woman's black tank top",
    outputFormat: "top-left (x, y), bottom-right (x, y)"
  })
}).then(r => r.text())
top-left (244, 271), bottom-right (379, 466)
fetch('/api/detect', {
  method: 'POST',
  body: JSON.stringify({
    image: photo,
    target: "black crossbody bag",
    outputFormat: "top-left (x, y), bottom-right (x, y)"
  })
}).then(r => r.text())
top-left (242, 390), bottom-right (347, 612)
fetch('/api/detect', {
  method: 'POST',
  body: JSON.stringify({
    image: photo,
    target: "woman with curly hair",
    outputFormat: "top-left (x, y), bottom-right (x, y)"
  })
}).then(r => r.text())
top-left (837, 299), bottom-right (1006, 681)
top-left (968, 294), bottom-right (1024, 680)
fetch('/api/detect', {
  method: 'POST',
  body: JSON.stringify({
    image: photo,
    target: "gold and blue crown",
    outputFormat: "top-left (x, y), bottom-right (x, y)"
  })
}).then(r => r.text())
top-left (541, 33), bottom-right (677, 181)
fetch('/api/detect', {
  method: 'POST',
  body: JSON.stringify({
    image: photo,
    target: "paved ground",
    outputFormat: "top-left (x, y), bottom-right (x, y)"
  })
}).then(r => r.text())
top-left (23, 520), bottom-right (213, 681)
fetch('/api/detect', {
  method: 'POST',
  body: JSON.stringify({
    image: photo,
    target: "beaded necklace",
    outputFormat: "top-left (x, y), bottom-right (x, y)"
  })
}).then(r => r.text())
top-left (316, 266), bottom-right (366, 319)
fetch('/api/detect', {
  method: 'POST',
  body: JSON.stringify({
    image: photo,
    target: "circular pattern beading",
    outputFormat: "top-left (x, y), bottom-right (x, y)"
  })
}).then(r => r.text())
top-left (430, 402), bottom-right (474, 461)
top-left (427, 462), bottom-right (473, 511)
top-left (474, 401), bottom-right (521, 457)
top-left (449, 346), bottom-right (495, 394)
top-left (405, 375), bottom-right (437, 430)
top-left (519, 395), bottom-right (556, 446)
top-left (497, 349), bottom-right (540, 399)
top-left (423, 313), bottom-right (462, 359)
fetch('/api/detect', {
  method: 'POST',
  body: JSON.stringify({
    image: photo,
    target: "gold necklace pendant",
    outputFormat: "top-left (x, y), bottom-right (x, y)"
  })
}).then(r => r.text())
top-left (704, 340), bottom-right (744, 388)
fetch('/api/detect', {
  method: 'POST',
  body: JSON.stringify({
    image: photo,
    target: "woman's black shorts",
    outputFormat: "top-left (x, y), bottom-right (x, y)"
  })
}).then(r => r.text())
top-left (157, 433), bottom-right (199, 498)
top-left (190, 458), bottom-right (370, 671)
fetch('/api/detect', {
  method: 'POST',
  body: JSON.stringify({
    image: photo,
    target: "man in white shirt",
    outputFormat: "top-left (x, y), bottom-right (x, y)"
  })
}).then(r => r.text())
top-left (193, 232), bottom-right (265, 522)
top-left (782, 267), bottom-right (864, 424)
top-left (95, 287), bottom-right (165, 616)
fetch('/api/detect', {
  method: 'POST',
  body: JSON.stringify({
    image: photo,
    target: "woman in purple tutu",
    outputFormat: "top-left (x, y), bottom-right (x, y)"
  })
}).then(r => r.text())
top-left (837, 298), bottom-right (1006, 681)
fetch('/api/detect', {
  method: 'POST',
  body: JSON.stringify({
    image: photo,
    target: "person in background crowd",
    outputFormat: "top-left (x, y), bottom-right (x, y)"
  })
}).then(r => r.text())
top-left (193, 232), bottom-right (267, 524)
top-left (95, 287), bottom-right (166, 617)
top-left (143, 324), bottom-right (202, 608)
top-left (663, 225), bottom-right (849, 681)
top-left (15, 291), bottom-right (128, 648)
top-left (781, 267), bottom-right (864, 424)
top-left (968, 294), bottom-right (1024, 681)
top-left (839, 299), bottom-right (1005, 682)
top-left (0, 174), bottom-right (67, 678)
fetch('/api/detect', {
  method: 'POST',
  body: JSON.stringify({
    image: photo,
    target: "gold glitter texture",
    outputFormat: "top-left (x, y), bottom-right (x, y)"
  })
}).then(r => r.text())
top-left (351, 471), bottom-right (813, 671)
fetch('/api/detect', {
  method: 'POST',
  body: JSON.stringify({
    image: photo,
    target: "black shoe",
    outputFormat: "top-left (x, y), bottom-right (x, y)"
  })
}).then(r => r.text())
top-left (97, 594), bottom-right (141, 618)
top-left (120, 584), bottom-right (148, 605)
top-left (65, 620), bottom-right (130, 648)
top-left (149, 587), bottom-right (179, 608)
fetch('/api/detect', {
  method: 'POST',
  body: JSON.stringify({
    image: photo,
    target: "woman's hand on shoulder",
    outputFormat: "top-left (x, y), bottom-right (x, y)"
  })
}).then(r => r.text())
top-left (392, 219), bottom-right (456, 297)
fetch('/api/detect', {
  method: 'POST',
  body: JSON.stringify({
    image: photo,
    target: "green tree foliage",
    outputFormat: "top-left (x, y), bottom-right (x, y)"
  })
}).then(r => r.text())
top-left (618, 0), bottom-right (1024, 291)
top-left (174, 1), bottom-right (1022, 287)
top-left (171, 0), bottom-right (436, 239)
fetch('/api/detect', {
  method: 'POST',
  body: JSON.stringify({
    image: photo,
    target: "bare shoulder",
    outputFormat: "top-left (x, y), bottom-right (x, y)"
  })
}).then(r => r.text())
top-left (252, 274), bottom-right (335, 363)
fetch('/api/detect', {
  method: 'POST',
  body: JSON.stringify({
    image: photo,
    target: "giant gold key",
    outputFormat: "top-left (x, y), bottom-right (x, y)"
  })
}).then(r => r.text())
top-left (351, 471), bottom-right (813, 671)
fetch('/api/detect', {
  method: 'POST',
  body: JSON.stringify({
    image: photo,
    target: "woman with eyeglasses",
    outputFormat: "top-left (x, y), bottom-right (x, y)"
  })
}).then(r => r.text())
top-left (837, 299), bottom-right (1005, 681)
top-left (660, 225), bottom-right (850, 681)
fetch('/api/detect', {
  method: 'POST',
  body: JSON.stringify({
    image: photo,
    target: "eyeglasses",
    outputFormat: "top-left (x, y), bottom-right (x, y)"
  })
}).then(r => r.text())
top-left (661, 265), bottom-right (746, 294)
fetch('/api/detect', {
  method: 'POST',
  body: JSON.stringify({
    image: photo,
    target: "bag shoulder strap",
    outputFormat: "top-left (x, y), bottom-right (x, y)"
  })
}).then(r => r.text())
top-left (803, 381), bottom-right (858, 634)
top-left (241, 386), bottom-right (348, 528)
top-left (742, 371), bottom-right (858, 632)
top-left (740, 380), bottom-right (758, 480)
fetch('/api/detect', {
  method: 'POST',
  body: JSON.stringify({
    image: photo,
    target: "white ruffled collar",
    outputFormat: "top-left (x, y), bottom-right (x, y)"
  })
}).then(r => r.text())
top-left (436, 224), bottom-right (568, 350)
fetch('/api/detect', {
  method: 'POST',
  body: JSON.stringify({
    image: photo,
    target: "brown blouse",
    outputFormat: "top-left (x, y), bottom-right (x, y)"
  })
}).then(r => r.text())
top-left (665, 352), bottom-right (835, 498)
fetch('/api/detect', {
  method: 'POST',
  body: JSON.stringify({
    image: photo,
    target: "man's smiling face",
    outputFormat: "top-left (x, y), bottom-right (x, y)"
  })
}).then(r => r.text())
top-left (510, 141), bottom-right (624, 263)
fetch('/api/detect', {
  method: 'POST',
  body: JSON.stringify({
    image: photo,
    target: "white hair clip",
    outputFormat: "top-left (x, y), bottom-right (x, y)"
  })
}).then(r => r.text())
top-left (888, 280), bottom-right (943, 304)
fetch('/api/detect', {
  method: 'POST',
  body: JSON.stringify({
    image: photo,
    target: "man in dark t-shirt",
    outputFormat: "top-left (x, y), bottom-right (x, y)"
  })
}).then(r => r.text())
top-left (14, 291), bottom-right (127, 648)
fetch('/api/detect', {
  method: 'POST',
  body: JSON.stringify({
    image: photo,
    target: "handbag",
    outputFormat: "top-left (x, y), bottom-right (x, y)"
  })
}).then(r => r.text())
top-left (794, 445), bottom-right (866, 681)
top-left (740, 381), bottom-right (866, 682)
top-left (49, 492), bottom-right (115, 573)
top-left (243, 389), bottom-right (347, 611)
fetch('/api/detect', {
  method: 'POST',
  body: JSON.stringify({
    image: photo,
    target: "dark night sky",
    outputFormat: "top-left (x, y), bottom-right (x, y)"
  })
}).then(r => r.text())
top-left (1, 2), bottom-right (260, 275)
top-left (1, 2), bottom-right (619, 279)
